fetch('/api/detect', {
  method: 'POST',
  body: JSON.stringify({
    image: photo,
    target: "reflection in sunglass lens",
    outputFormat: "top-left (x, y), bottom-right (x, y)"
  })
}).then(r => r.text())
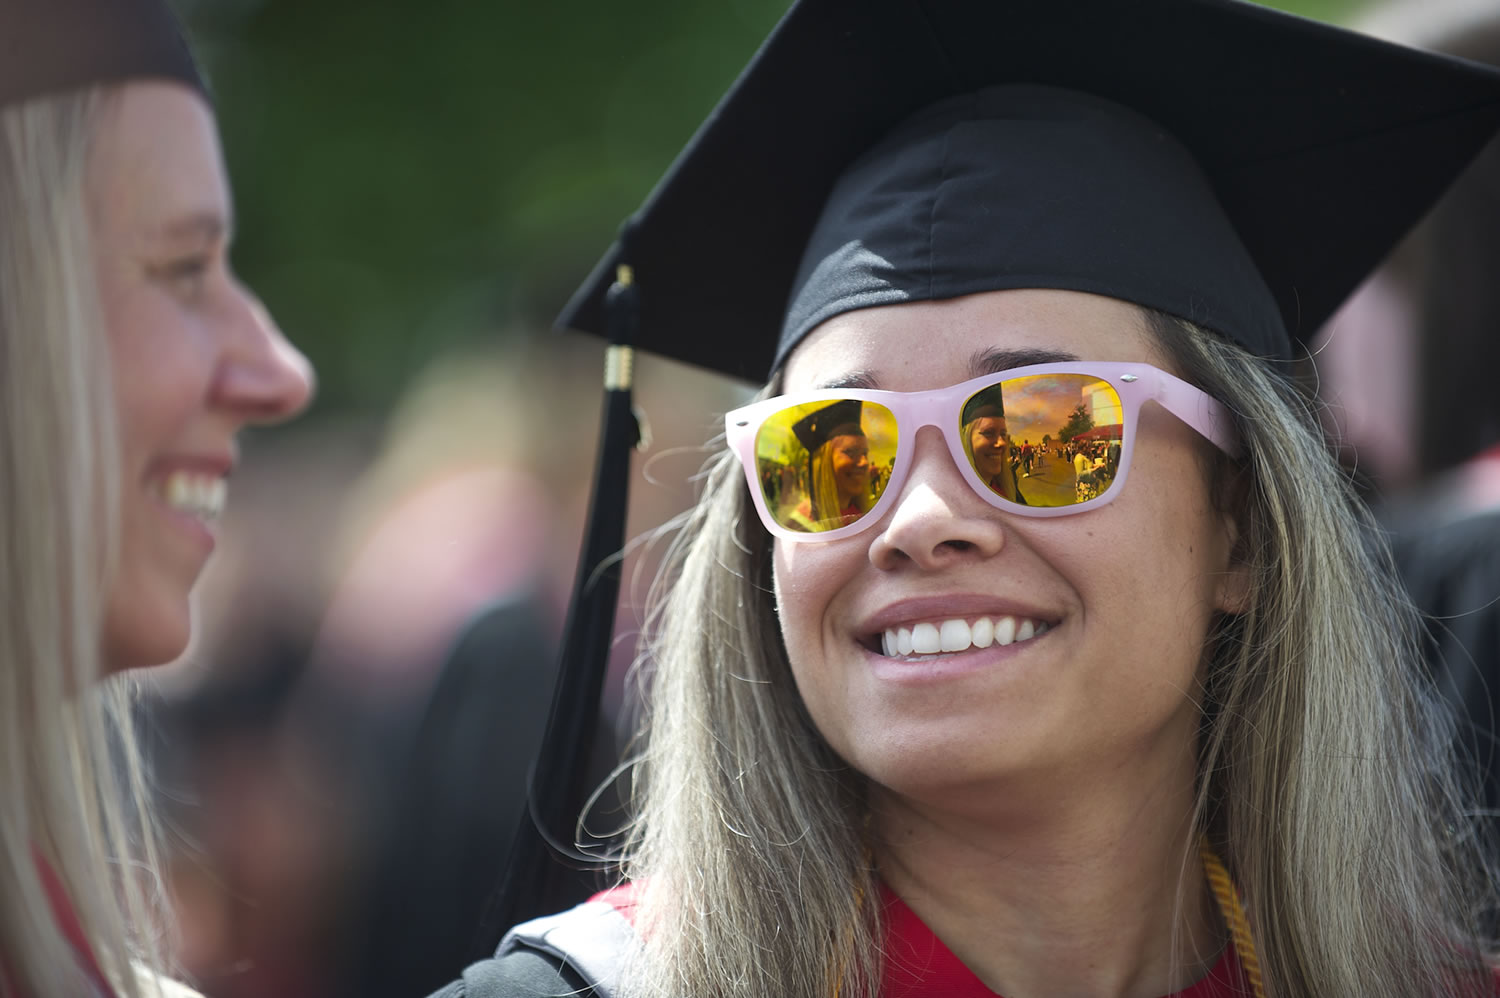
top-left (960, 374), bottom-right (1124, 508)
top-left (753, 398), bottom-right (898, 533)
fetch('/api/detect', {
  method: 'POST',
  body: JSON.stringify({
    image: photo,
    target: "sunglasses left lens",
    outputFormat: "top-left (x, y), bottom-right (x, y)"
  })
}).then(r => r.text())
top-left (753, 398), bottom-right (898, 533)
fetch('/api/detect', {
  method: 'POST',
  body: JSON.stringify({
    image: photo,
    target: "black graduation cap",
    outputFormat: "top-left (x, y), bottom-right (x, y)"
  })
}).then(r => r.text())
top-left (792, 399), bottom-right (866, 453)
top-left (962, 387), bottom-right (1006, 426)
top-left (497, 0), bottom-right (1500, 934)
top-left (558, 0), bottom-right (1500, 380)
top-left (0, 0), bottom-right (204, 109)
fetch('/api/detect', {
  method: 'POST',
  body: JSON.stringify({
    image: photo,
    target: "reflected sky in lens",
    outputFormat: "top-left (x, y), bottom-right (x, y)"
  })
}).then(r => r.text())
top-left (993, 375), bottom-right (1122, 443)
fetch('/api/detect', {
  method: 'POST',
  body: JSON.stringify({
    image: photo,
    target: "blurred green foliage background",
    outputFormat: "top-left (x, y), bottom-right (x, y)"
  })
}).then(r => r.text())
top-left (176, 0), bottom-right (1367, 417)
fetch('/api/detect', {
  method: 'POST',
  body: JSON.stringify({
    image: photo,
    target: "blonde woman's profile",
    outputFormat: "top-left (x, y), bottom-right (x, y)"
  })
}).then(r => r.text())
top-left (0, 2), bottom-right (313, 993)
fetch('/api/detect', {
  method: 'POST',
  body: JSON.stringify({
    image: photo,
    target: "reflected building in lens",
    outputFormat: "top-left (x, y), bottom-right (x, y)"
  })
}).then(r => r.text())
top-left (1087, 382), bottom-right (1123, 428)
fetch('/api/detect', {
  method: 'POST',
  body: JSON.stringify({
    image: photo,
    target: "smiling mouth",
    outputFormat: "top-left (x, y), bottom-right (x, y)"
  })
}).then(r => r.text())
top-left (872, 615), bottom-right (1053, 660)
top-left (158, 471), bottom-right (227, 522)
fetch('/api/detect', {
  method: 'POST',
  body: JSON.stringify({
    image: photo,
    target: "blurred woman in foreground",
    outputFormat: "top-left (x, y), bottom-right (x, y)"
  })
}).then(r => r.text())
top-left (0, 2), bottom-right (312, 993)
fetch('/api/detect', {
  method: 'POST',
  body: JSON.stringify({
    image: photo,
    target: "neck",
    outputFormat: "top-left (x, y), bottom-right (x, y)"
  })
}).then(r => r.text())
top-left (872, 750), bottom-right (1221, 998)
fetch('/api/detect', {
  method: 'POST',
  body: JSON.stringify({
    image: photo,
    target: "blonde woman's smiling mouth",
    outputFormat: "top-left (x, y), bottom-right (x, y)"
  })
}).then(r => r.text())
top-left (158, 469), bottom-right (227, 522)
top-left (146, 455), bottom-right (234, 543)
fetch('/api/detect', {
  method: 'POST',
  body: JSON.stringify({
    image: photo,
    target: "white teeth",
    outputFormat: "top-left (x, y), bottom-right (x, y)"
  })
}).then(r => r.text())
top-left (939, 619), bottom-right (970, 652)
top-left (161, 471), bottom-right (226, 521)
top-left (879, 614), bottom-right (1049, 659)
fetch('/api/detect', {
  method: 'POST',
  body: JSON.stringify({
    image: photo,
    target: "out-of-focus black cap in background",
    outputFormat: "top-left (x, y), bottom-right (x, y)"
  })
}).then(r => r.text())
top-left (0, 0), bottom-right (204, 108)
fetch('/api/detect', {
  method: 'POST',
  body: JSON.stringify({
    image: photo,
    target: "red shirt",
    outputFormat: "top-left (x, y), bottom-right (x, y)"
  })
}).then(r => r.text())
top-left (22, 855), bottom-right (119, 997)
top-left (592, 883), bottom-right (1251, 997)
top-left (879, 886), bottom-right (1249, 998)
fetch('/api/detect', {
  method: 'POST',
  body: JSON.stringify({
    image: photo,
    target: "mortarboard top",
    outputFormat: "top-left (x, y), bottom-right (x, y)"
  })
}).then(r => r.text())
top-left (962, 386), bottom-right (1006, 426)
top-left (793, 398), bottom-right (865, 453)
top-left (0, 0), bottom-right (204, 110)
top-left (557, 0), bottom-right (1500, 382)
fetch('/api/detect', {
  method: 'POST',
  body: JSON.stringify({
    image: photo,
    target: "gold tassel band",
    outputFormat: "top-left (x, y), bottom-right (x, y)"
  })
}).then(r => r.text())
top-left (605, 344), bottom-right (635, 391)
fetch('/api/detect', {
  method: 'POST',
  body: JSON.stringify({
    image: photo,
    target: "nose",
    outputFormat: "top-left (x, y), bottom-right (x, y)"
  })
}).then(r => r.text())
top-left (213, 280), bottom-right (316, 423)
top-left (867, 426), bottom-right (1005, 571)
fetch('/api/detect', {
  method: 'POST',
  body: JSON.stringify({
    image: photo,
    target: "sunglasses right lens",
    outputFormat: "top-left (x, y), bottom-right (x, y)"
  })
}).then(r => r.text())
top-left (753, 398), bottom-right (898, 533)
top-left (960, 374), bottom-right (1124, 508)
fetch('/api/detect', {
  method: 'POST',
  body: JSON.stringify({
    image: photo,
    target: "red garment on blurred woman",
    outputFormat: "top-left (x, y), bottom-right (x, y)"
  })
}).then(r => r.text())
top-left (0, 855), bottom-right (120, 997)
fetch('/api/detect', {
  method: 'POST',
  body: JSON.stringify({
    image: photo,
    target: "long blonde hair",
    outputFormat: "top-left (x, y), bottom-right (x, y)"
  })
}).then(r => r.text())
top-left (617, 309), bottom-right (1496, 997)
top-left (0, 89), bottom-right (173, 998)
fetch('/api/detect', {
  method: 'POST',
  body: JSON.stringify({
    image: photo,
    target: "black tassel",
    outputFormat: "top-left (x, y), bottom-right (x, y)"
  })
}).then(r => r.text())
top-left (480, 246), bottom-right (642, 942)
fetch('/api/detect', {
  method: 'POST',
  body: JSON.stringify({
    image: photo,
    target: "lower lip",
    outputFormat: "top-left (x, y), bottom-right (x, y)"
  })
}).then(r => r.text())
top-left (154, 497), bottom-right (218, 553)
top-left (864, 628), bottom-right (1052, 684)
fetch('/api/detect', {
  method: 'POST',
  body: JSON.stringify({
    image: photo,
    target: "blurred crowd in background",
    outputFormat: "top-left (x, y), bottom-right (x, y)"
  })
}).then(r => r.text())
top-left (124, 0), bottom-right (1500, 995)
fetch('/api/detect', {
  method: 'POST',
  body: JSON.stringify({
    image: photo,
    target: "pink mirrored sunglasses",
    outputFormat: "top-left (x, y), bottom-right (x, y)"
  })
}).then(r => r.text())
top-left (725, 361), bottom-right (1239, 542)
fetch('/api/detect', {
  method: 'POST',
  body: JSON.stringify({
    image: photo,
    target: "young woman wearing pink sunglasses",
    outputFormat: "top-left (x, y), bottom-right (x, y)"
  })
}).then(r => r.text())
top-left (437, 1), bottom-right (1500, 995)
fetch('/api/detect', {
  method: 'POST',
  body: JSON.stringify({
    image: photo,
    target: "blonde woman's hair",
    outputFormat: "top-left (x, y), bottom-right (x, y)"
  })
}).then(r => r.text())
top-left (0, 89), bottom-right (175, 998)
top-left (616, 309), bottom-right (1496, 997)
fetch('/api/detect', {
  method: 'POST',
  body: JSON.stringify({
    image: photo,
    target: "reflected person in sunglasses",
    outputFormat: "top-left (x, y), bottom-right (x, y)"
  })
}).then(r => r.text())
top-left (789, 399), bottom-right (875, 530)
top-left (959, 388), bottom-right (1026, 505)
top-left (440, 2), bottom-right (1500, 997)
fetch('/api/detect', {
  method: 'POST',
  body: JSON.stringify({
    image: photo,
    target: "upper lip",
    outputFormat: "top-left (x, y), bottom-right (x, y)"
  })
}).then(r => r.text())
top-left (857, 595), bottom-right (1061, 636)
top-left (146, 451), bottom-right (236, 481)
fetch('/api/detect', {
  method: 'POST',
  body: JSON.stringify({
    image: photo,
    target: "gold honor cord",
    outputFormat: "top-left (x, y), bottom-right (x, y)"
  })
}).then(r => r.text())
top-left (1201, 839), bottom-right (1267, 998)
top-left (833, 842), bottom-right (1267, 998)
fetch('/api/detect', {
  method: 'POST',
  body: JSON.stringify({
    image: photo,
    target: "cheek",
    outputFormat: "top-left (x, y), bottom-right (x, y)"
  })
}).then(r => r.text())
top-left (108, 309), bottom-right (211, 448)
top-left (771, 542), bottom-right (818, 663)
top-left (772, 540), bottom-right (863, 691)
top-left (1092, 459), bottom-right (1227, 667)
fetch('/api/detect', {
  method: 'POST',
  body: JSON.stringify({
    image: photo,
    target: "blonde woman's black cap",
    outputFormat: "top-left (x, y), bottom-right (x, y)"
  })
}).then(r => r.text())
top-left (557, 0), bottom-right (1500, 381)
top-left (793, 398), bottom-right (866, 453)
top-left (0, 0), bottom-right (205, 109)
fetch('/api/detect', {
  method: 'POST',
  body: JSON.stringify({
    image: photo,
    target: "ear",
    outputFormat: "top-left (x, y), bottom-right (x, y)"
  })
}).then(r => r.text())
top-left (1211, 474), bottom-right (1252, 616)
top-left (1214, 544), bottom-right (1252, 615)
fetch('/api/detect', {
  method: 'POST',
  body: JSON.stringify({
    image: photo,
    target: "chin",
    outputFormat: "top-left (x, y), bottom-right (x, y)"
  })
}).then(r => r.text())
top-left (102, 608), bottom-right (193, 675)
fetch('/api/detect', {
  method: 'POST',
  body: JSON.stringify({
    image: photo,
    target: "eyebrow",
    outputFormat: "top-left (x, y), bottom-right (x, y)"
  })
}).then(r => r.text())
top-left (811, 346), bottom-right (1081, 391)
top-left (815, 370), bottom-right (881, 391)
top-left (969, 347), bottom-right (1079, 375)
top-left (149, 210), bottom-right (232, 245)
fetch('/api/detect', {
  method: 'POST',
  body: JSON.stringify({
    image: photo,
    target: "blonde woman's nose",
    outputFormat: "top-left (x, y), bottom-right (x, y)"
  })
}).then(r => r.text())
top-left (214, 286), bottom-right (316, 423)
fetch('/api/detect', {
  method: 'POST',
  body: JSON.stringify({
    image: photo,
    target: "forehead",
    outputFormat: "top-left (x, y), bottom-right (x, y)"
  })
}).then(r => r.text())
top-left (88, 80), bottom-right (227, 239)
top-left (781, 288), bottom-right (1163, 392)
